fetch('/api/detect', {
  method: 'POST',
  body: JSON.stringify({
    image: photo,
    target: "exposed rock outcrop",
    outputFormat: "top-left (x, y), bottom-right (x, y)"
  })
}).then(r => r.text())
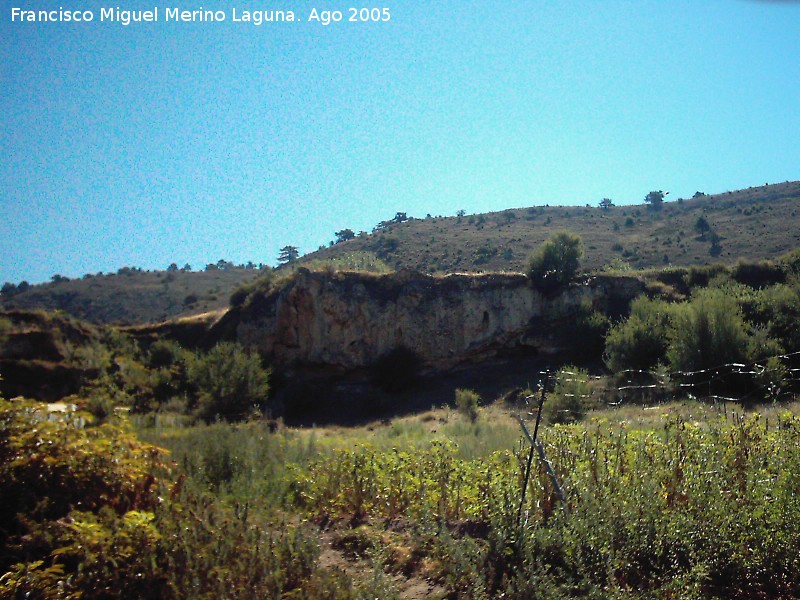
top-left (222, 269), bottom-right (644, 370)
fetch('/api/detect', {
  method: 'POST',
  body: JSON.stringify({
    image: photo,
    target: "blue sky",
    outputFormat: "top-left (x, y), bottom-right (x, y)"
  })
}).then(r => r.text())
top-left (2, 1), bottom-right (799, 284)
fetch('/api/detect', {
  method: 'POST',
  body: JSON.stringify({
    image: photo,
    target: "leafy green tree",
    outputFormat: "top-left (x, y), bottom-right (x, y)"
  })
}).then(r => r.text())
top-left (527, 231), bottom-right (583, 293)
top-left (694, 215), bottom-right (711, 240)
top-left (188, 343), bottom-right (271, 421)
top-left (599, 198), bottom-right (615, 210)
top-left (645, 190), bottom-right (666, 210)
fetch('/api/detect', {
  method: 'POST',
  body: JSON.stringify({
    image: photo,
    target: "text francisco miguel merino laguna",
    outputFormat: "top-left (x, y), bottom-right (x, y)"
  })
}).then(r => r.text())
top-left (10, 7), bottom-right (302, 25)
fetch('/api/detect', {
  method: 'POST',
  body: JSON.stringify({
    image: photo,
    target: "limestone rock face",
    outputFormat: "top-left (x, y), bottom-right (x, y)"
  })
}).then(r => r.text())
top-left (233, 269), bottom-right (644, 370)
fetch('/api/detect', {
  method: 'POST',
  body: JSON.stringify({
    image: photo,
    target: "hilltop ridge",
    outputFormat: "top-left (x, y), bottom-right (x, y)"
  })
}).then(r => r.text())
top-left (3, 180), bottom-right (799, 325)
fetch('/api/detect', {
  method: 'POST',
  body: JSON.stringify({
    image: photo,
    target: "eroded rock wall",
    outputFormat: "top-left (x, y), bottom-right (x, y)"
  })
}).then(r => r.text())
top-left (232, 269), bottom-right (644, 370)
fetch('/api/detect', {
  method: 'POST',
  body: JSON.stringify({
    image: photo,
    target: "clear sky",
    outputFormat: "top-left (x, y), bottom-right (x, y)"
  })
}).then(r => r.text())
top-left (2, 0), bottom-right (799, 284)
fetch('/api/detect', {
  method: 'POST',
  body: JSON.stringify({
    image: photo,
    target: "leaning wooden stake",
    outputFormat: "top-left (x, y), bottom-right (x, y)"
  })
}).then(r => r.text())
top-left (517, 379), bottom-right (546, 526)
top-left (517, 374), bottom-right (568, 525)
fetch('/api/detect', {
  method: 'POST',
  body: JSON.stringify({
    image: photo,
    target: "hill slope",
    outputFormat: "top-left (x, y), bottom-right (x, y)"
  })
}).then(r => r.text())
top-left (308, 181), bottom-right (800, 273)
top-left (3, 181), bottom-right (799, 325)
top-left (1, 268), bottom-right (261, 325)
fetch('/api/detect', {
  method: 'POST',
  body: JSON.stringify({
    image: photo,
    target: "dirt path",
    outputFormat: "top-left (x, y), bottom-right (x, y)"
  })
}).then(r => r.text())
top-left (318, 529), bottom-right (447, 599)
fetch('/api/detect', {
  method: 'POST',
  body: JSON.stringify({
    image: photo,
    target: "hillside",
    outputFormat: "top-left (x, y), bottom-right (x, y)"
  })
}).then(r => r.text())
top-left (307, 181), bottom-right (800, 273)
top-left (3, 181), bottom-right (799, 325)
top-left (1, 268), bottom-right (261, 325)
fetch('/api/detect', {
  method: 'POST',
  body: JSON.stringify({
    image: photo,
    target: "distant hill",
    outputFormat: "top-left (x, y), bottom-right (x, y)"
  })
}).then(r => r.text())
top-left (306, 181), bottom-right (800, 274)
top-left (3, 181), bottom-right (799, 325)
top-left (1, 268), bottom-right (261, 325)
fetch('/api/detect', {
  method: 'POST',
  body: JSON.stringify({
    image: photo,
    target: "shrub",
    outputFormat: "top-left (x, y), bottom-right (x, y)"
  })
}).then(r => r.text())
top-left (731, 259), bottom-right (786, 289)
top-left (778, 248), bottom-right (800, 276)
top-left (188, 342), bottom-right (271, 422)
top-left (604, 296), bottom-right (672, 373)
top-left (146, 339), bottom-right (183, 369)
top-left (753, 284), bottom-right (800, 352)
top-left (229, 285), bottom-right (250, 308)
top-left (684, 263), bottom-right (729, 288)
top-left (543, 366), bottom-right (588, 424)
top-left (527, 231), bottom-right (583, 294)
top-left (667, 288), bottom-right (751, 373)
top-left (0, 399), bottom-right (165, 581)
top-left (455, 388), bottom-right (480, 422)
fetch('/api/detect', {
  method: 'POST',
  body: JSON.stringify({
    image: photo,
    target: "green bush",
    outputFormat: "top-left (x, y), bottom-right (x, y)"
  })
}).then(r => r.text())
top-left (667, 288), bottom-right (751, 373)
top-left (188, 342), bottom-right (271, 422)
top-left (527, 231), bottom-right (583, 294)
top-left (0, 399), bottom-right (164, 582)
top-left (146, 339), bottom-right (184, 369)
top-left (731, 259), bottom-right (786, 289)
top-left (604, 296), bottom-right (672, 373)
top-left (684, 263), bottom-right (729, 288)
top-left (543, 366), bottom-right (588, 424)
top-left (455, 388), bottom-right (480, 422)
top-left (752, 284), bottom-right (800, 352)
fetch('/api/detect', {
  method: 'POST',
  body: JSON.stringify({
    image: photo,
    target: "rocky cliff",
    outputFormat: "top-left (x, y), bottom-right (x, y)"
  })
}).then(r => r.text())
top-left (222, 269), bottom-right (644, 370)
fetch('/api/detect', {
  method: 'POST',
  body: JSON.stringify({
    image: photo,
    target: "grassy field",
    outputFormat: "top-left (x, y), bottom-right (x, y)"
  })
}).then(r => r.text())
top-left (130, 396), bottom-right (800, 598)
top-left (5, 369), bottom-right (800, 598)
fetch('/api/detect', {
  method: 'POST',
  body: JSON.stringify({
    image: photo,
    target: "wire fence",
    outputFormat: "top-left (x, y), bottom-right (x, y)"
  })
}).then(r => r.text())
top-left (512, 352), bottom-right (800, 523)
top-left (522, 349), bottom-right (800, 410)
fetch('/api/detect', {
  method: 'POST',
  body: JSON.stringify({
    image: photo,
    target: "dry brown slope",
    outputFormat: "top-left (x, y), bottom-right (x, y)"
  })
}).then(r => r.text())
top-left (306, 181), bottom-right (800, 273)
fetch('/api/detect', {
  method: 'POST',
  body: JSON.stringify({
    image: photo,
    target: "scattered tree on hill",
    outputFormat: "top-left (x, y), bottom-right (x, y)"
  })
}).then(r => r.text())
top-left (695, 215), bottom-right (711, 240)
top-left (374, 212), bottom-right (409, 232)
top-left (277, 245), bottom-right (299, 264)
top-left (335, 229), bottom-right (355, 243)
top-left (645, 190), bottom-right (666, 210)
top-left (456, 209), bottom-right (466, 217)
top-left (51, 274), bottom-right (69, 284)
top-left (527, 231), bottom-right (583, 293)
top-left (166, 263), bottom-right (178, 272)
top-left (693, 191), bottom-right (706, 198)
top-left (709, 231), bottom-right (723, 257)
top-left (182, 263), bottom-right (192, 271)
top-left (1, 282), bottom-right (17, 298)
top-left (599, 198), bottom-right (615, 210)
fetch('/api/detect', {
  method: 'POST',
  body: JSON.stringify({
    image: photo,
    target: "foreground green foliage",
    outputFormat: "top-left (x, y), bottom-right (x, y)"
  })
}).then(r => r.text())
top-left (129, 401), bottom-right (800, 599)
top-left (0, 399), bottom-right (381, 598)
